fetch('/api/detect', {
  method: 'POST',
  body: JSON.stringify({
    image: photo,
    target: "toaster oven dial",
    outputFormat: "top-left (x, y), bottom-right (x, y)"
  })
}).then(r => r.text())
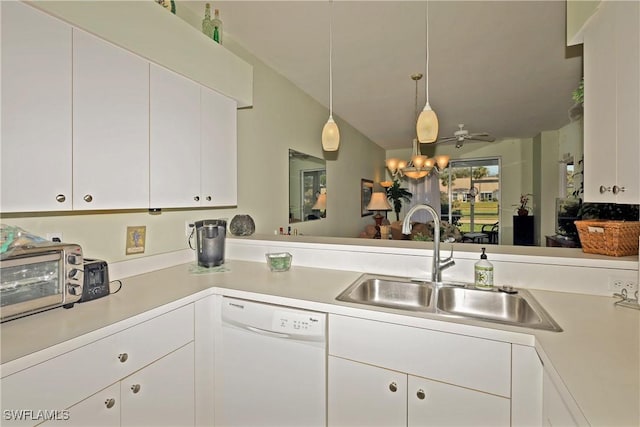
top-left (67, 283), bottom-right (81, 295)
top-left (67, 254), bottom-right (81, 265)
top-left (68, 268), bottom-right (81, 280)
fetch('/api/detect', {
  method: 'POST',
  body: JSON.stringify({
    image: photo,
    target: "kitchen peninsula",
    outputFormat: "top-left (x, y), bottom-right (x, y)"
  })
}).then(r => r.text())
top-left (1, 237), bottom-right (638, 426)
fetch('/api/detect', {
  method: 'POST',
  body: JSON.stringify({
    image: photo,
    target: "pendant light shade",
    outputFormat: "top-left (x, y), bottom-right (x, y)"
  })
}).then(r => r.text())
top-left (417, 106), bottom-right (439, 143)
top-left (322, 116), bottom-right (340, 151)
top-left (322, 0), bottom-right (340, 151)
top-left (417, 0), bottom-right (439, 143)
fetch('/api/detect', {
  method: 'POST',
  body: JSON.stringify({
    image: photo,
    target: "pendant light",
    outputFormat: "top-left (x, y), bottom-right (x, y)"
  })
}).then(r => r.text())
top-left (416, 0), bottom-right (439, 143)
top-left (322, 0), bottom-right (340, 151)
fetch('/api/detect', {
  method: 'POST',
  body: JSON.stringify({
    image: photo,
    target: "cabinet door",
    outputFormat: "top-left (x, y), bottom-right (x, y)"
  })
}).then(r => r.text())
top-left (73, 29), bottom-right (149, 210)
top-left (150, 64), bottom-right (201, 208)
top-left (121, 343), bottom-right (195, 427)
top-left (614, 0), bottom-right (640, 204)
top-left (201, 86), bottom-right (238, 207)
top-left (408, 375), bottom-right (510, 427)
top-left (328, 356), bottom-right (407, 427)
top-left (1, 2), bottom-right (72, 212)
top-left (542, 370), bottom-right (579, 427)
top-left (44, 383), bottom-right (120, 427)
top-left (582, 2), bottom-right (617, 203)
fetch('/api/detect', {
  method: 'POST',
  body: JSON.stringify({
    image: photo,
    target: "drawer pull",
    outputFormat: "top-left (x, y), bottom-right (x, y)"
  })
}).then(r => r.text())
top-left (389, 382), bottom-right (398, 392)
top-left (612, 185), bottom-right (626, 194)
top-left (131, 384), bottom-right (141, 394)
top-left (105, 398), bottom-right (116, 409)
top-left (118, 353), bottom-right (128, 363)
top-left (416, 389), bottom-right (426, 400)
top-left (599, 185), bottom-right (611, 194)
top-left (206, 196), bottom-right (212, 201)
top-left (194, 196), bottom-right (200, 202)
top-left (83, 194), bottom-right (93, 202)
top-left (55, 194), bottom-right (66, 203)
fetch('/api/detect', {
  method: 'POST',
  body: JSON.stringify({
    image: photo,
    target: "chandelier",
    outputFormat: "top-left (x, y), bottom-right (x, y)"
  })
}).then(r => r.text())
top-left (383, 74), bottom-right (449, 184)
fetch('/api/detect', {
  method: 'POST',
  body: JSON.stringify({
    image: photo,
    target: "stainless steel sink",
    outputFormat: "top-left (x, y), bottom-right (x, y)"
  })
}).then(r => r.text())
top-left (336, 274), bottom-right (434, 311)
top-left (336, 274), bottom-right (562, 332)
top-left (436, 286), bottom-right (562, 331)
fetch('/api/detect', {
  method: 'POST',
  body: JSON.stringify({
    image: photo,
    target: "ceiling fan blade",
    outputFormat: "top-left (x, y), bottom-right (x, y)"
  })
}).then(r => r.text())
top-left (467, 134), bottom-right (495, 142)
top-left (436, 136), bottom-right (457, 143)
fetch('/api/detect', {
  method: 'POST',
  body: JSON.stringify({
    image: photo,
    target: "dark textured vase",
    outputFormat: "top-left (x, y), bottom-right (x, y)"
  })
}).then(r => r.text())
top-left (229, 214), bottom-right (256, 236)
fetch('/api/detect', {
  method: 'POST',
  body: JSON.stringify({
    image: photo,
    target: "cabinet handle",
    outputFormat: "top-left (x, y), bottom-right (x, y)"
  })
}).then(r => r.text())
top-left (206, 196), bottom-right (212, 201)
top-left (599, 185), bottom-right (611, 194)
top-left (104, 398), bottom-right (116, 409)
top-left (194, 196), bottom-right (200, 202)
top-left (416, 389), bottom-right (426, 400)
top-left (83, 194), bottom-right (93, 202)
top-left (389, 382), bottom-right (398, 392)
top-left (118, 353), bottom-right (128, 363)
top-left (612, 185), bottom-right (626, 195)
top-left (131, 384), bottom-right (141, 394)
top-left (55, 194), bottom-right (66, 203)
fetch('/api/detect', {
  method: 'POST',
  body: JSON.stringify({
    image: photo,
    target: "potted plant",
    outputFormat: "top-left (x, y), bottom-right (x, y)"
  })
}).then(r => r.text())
top-left (385, 179), bottom-right (412, 222)
top-left (515, 193), bottom-right (533, 216)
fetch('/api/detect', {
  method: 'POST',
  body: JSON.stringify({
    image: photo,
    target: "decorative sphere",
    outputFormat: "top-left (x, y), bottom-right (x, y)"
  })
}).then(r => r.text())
top-left (229, 215), bottom-right (255, 236)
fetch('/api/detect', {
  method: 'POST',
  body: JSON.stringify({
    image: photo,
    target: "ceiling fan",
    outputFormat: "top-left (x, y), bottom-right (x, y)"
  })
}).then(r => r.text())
top-left (436, 124), bottom-right (496, 148)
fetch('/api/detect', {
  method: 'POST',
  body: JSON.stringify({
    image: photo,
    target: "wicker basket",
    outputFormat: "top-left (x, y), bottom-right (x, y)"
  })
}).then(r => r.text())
top-left (575, 220), bottom-right (640, 256)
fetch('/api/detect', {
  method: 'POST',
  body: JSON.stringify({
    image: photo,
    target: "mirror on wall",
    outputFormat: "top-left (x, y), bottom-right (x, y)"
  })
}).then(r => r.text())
top-left (289, 149), bottom-right (326, 223)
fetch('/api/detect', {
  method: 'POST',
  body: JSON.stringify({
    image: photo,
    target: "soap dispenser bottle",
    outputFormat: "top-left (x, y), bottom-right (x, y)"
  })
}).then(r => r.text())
top-left (474, 247), bottom-right (494, 289)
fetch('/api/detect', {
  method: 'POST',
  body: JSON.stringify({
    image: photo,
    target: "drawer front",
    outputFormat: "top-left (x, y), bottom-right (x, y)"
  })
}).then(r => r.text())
top-left (328, 314), bottom-right (511, 397)
top-left (1, 305), bottom-right (194, 426)
top-left (113, 304), bottom-right (194, 377)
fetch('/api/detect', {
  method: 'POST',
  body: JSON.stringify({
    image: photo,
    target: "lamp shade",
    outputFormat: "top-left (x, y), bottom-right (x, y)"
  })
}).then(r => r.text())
top-left (322, 116), bottom-right (340, 151)
top-left (366, 192), bottom-right (392, 211)
top-left (312, 193), bottom-right (327, 210)
top-left (416, 105), bottom-right (439, 143)
top-left (435, 154), bottom-right (450, 170)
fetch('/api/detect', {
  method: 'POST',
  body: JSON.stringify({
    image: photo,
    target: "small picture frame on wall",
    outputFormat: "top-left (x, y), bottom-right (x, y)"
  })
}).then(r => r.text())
top-left (361, 179), bottom-right (374, 217)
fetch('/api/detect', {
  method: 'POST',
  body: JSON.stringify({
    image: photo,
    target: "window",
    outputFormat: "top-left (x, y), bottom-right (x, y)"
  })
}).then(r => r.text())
top-left (440, 157), bottom-right (501, 235)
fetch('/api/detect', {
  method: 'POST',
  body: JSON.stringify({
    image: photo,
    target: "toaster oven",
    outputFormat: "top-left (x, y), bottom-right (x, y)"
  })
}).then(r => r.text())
top-left (0, 243), bottom-right (84, 322)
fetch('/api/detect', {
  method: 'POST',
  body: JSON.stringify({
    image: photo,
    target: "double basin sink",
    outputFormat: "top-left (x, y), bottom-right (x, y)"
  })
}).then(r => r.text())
top-left (336, 274), bottom-right (562, 332)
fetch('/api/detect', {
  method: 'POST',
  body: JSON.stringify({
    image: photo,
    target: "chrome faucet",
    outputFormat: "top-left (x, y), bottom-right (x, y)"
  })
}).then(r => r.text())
top-left (402, 204), bottom-right (455, 283)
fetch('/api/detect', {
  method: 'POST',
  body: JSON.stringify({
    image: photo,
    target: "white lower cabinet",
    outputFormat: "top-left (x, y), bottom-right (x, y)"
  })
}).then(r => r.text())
top-left (1, 305), bottom-right (194, 427)
top-left (328, 356), bottom-right (510, 427)
top-left (47, 383), bottom-right (121, 427)
top-left (329, 356), bottom-right (407, 427)
top-left (328, 314), bottom-right (513, 426)
top-left (120, 343), bottom-right (194, 427)
top-left (407, 375), bottom-right (510, 427)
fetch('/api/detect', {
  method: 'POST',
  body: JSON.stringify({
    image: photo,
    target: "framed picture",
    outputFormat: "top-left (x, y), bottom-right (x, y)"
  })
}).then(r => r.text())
top-left (361, 179), bottom-right (374, 216)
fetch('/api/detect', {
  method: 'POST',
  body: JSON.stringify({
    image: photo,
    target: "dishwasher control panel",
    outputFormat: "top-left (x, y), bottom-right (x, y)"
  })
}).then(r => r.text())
top-left (222, 297), bottom-right (326, 341)
top-left (272, 310), bottom-right (324, 337)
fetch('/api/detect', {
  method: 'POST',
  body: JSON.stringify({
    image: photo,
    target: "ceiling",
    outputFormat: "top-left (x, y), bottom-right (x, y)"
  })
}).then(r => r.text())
top-left (181, 1), bottom-right (583, 150)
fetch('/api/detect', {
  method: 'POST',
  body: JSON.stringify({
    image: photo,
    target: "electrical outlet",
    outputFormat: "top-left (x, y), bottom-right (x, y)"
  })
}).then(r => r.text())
top-left (608, 276), bottom-right (639, 294)
top-left (185, 221), bottom-right (195, 237)
top-left (46, 232), bottom-right (63, 242)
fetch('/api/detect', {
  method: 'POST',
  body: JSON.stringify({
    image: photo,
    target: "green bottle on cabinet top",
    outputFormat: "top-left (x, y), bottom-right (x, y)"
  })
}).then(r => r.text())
top-left (212, 8), bottom-right (223, 44)
top-left (474, 247), bottom-right (494, 290)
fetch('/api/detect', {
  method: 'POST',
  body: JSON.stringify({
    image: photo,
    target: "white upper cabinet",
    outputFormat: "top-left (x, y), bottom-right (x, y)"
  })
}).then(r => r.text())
top-left (1, 2), bottom-right (72, 212)
top-left (72, 29), bottom-right (150, 210)
top-left (150, 65), bottom-right (238, 208)
top-left (201, 86), bottom-right (238, 207)
top-left (150, 65), bottom-right (201, 208)
top-left (583, 0), bottom-right (640, 204)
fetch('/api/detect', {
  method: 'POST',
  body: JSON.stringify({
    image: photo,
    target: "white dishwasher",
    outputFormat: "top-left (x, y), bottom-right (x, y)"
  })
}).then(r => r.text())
top-left (215, 297), bottom-right (326, 427)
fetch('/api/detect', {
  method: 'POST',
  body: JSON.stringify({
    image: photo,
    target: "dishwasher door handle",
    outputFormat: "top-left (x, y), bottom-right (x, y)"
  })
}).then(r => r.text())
top-left (244, 325), bottom-right (291, 339)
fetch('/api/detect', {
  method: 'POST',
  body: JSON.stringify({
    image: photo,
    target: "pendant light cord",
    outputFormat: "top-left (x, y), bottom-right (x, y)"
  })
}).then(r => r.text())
top-left (425, 0), bottom-right (430, 105)
top-left (329, 0), bottom-right (334, 117)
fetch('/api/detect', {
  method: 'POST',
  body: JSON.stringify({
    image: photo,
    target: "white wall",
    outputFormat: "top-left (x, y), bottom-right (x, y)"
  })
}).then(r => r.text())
top-left (0, 3), bottom-right (385, 263)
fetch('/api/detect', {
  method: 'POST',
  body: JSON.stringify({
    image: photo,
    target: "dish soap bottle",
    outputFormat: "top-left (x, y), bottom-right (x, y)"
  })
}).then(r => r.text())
top-left (474, 247), bottom-right (494, 290)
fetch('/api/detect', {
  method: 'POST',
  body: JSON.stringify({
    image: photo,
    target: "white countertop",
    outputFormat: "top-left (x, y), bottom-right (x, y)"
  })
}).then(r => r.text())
top-left (1, 259), bottom-right (638, 426)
